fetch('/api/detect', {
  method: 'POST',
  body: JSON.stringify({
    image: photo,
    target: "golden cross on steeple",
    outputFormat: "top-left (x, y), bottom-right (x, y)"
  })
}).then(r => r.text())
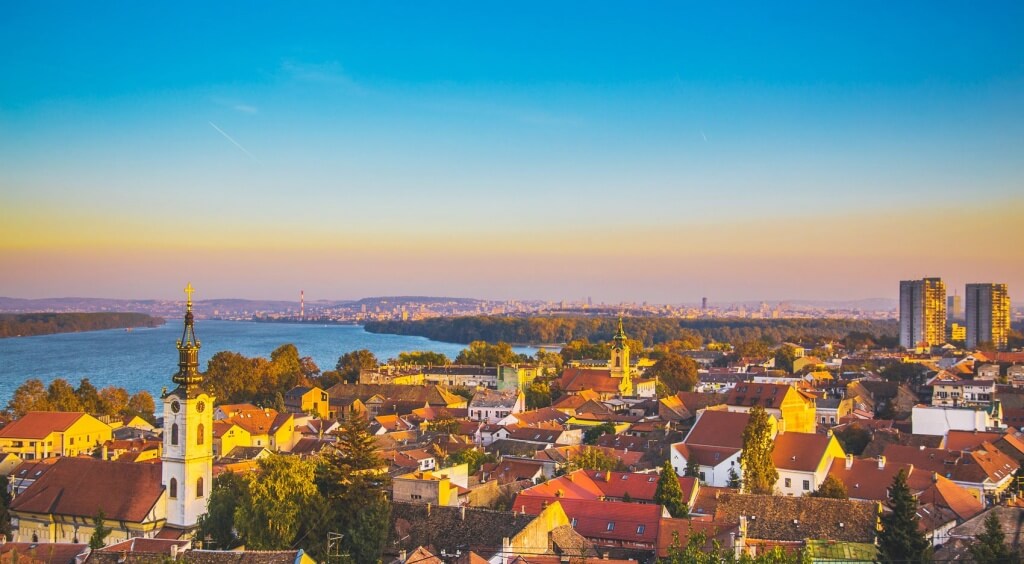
top-left (184, 282), bottom-right (195, 308)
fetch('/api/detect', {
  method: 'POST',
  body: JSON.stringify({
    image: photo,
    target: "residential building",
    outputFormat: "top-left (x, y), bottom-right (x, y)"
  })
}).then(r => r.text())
top-left (772, 431), bottom-right (846, 496)
top-left (966, 283), bottom-right (1011, 350)
top-left (931, 380), bottom-right (996, 407)
top-left (392, 464), bottom-right (469, 506)
top-left (900, 278), bottom-right (947, 349)
top-left (724, 383), bottom-right (816, 433)
top-left (468, 389), bottom-right (525, 423)
top-left (0, 412), bottom-right (112, 459)
top-left (283, 386), bottom-right (330, 419)
top-left (517, 469), bottom-right (698, 506)
top-left (671, 408), bottom-right (778, 487)
top-left (912, 404), bottom-right (1004, 436)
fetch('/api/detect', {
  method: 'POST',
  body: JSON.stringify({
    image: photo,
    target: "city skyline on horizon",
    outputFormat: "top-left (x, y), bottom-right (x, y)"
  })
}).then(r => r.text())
top-left (3, 3), bottom-right (1023, 302)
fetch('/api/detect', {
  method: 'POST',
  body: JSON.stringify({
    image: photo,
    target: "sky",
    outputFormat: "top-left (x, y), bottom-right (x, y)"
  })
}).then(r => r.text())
top-left (2, 2), bottom-right (1023, 303)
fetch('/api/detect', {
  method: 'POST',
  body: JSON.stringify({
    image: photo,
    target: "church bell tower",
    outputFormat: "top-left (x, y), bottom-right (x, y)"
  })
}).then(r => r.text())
top-left (610, 317), bottom-right (632, 395)
top-left (161, 283), bottom-right (214, 529)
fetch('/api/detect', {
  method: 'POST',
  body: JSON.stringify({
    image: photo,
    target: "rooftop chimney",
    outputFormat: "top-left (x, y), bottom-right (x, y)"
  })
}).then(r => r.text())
top-left (845, 454), bottom-right (854, 470)
top-left (878, 456), bottom-right (886, 469)
top-left (170, 545), bottom-right (178, 560)
top-left (460, 506), bottom-right (466, 520)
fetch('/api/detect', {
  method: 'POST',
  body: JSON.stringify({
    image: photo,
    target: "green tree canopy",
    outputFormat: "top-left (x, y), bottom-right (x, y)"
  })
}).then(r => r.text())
top-left (6, 378), bottom-right (50, 417)
top-left (647, 353), bottom-right (699, 393)
top-left (773, 344), bottom-right (799, 374)
top-left (88, 509), bottom-right (112, 549)
top-left (455, 341), bottom-right (520, 365)
top-left (880, 362), bottom-right (928, 386)
top-left (447, 448), bottom-right (497, 475)
top-left (235, 454), bottom-right (319, 550)
top-left (196, 472), bottom-right (247, 550)
top-left (654, 461), bottom-right (688, 518)
top-left (567, 447), bottom-right (627, 472)
top-left (125, 391), bottom-right (156, 424)
top-left (740, 406), bottom-right (778, 495)
top-left (524, 380), bottom-right (552, 410)
top-left (809, 475), bottom-right (848, 499)
top-left (968, 512), bottom-right (1018, 564)
top-left (47, 379), bottom-right (81, 412)
top-left (877, 469), bottom-right (930, 563)
top-left (583, 422), bottom-right (617, 445)
top-left (395, 351), bottom-right (450, 366)
top-left (335, 349), bottom-right (378, 384)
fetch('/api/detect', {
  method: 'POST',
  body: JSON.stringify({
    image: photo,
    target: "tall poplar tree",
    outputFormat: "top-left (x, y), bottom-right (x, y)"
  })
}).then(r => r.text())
top-left (654, 461), bottom-right (688, 517)
top-left (740, 405), bottom-right (778, 494)
top-left (878, 469), bottom-right (930, 563)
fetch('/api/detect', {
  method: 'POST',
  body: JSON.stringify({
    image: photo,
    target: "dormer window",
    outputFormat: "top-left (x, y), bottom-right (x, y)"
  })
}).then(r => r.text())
top-left (606, 522), bottom-right (615, 531)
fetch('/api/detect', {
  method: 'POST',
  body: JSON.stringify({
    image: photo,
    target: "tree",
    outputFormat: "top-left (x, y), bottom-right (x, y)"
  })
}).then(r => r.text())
top-left (6, 379), bottom-right (50, 417)
top-left (314, 411), bottom-right (391, 563)
top-left (969, 511), bottom-right (1017, 564)
top-left (567, 447), bottom-right (627, 472)
top-left (684, 457), bottom-right (701, 479)
top-left (534, 349), bottom-right (564, 374)
top-left (196, 472), bottom-right (247, 550)
top-left (235, 454), bottom-right (319, 550)
top-left (47, 379), bottom-right (81, 412)
top-left (727, 467), bottom-right (742, 489)
top-left (125, 391), bottom-right (156, 423)
top-left (269, 344), bottom-right (305, 393)
top-left (456, 341), bottom-right (519, 365)
top-left (0, 476), bottom-right (11, 540)
top-left (877, 469), bottom-right (930, 563)
top-left (740, 406), bottom-right (778, 495)
top-left (654, 461), bottom-right (688, 517)
top-left (89, 509), bottom-right (112, 549)
top-left (774, 344), bottom-right (799, 374)
top-left (98, 386), bottom-right (129, 418)
top-left (583, 422), bottom-right (617, 445)
top-left (833, 425), bottom-right (872, 456)
top-left (425, 414), bottom-right (459, 434)
top-left (75, 379), bottom-right (103, 415)
top-left (880, 362), bottom-right (927, 387)
top-left (646, 353), bottom-right (699, 393)
top-left (524, 380), bottom-right (552, 410)
top-left (447, 449), bottom-right (496, 475)
top-left (335, 350), bottom-right (378, 384)
top-left (395, 351), bottom-right (450, 366)
top-left (809, 475), bottom-right (848, 499)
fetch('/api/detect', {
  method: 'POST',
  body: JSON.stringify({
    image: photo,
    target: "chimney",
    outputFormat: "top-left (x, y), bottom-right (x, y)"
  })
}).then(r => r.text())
top-left (461, 506), bottom-right (466, 520)
top-left (398, 550), bottom-right (407, 562)
top-left (877, 456), bottom-right (886, 470)
top-left (101, 444), bottom-right (109, 460)
top-left (170, 545), bottom-right (178, 560)
top-left (605, 470), bottom-right (611, 482)
top-left (845, 454), bottom-right (853, 470)
top-left (426, 503), bottom-right (431, 516)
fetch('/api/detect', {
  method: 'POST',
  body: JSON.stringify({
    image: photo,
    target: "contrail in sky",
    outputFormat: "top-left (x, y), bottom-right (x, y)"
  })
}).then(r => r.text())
top-left (208, 121), bottom-right (259, 162)
top-left (701, 130), bottom-right (708, 142)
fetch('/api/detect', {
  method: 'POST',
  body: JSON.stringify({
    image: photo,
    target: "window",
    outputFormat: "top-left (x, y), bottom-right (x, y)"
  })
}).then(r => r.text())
top-left (197, 423), bottom-right (205, 446)
top-left (169, 478), bottom-right (178, 498)
top-left (784, 478), bottom-right (791, 488)
top-left (636, 525), bottom-right (645, 535)
top-left (571, 518), bottom-right (577, 527)
top-left (699, 471), bottom-right (705, 482)
top-left (606, 522), bottom-right (615, 531)
top-left (170, 424), bottom-right (179, 446)
top-left (803, 480), bottom-right (810, 491)
top-left (196, 477), bottom-right (204, 498)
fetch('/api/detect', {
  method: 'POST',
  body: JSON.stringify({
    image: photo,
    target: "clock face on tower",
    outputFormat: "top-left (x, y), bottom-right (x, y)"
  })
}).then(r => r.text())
top-left (170, 401), bottom-right (181, 413)
top-left (196, 401), bottom-right (206, 413)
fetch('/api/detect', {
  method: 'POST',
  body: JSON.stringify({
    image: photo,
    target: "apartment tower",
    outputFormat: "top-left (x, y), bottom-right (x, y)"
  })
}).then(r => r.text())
top-left (965, 283), bottom-right (1010, 350)
top-left (899, 278), bottom-right (947, 349)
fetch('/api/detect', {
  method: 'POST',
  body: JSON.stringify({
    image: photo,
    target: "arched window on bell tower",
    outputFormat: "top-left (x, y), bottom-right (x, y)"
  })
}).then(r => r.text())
top-left (197, 423), bottom-right (204, 445)
top-left (171, 423), bottom-right (179, 446)
top-left (169, 478), bottom-right (178, 498)
top-left (196, 477), bottom-right (204, 498)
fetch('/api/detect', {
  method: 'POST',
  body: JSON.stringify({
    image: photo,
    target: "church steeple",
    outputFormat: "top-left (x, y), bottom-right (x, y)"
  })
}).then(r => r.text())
top-left (612, 316), bottom-right (628, 350)
top-left (173, 282), bottom-right (202, 389)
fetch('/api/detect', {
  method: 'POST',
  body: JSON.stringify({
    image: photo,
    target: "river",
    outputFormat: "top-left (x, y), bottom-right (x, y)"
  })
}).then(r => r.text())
top-left (0, 320), bottom-right (536, 405)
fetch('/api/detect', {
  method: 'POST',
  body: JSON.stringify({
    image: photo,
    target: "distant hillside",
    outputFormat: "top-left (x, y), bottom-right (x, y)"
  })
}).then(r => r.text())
top-left (364, 315), bottom-right (899, 346)
top-left (0, 312), bottom-right (164, 338)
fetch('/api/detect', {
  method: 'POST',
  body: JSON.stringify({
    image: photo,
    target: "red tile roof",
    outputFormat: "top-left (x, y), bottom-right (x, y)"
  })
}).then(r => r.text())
top-left (100, 538), bottom-right (191, 554)
top-left (946, 430), bottom-right (1004, 451)
top-left (557, 368), bottom-right (622, 394)
top-left (726, 383), bottom-right (796, 410)
top-left (0, 543), bottom-right (88, 564)
top-left (0, 412), bottom-right (90, 439)
top-left (826, 457), bottom-right (922, 501)
top-left (10, 457), bottom-right (164, 522)
top-left (657, 518), bottom-right (738, 558)
top-left (519, 469), bottom-right (696, 504)
top-left (917, 475), bottom-right (985, 522)
top-left (772, 433), bottom-right (835, 472)
top-left (512, 497), bottom-right (666, 545)
top-left (683, 410), bottom-right (751, 449)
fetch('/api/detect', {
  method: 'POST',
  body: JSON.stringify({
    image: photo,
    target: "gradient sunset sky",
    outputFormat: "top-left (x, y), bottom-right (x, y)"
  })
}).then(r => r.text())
top-left (2, 2), bottom-right (1022, 303)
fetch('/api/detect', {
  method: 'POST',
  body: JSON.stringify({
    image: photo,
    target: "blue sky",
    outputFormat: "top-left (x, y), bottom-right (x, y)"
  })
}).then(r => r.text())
top-left (2, 2), bottom-right (1023, 302)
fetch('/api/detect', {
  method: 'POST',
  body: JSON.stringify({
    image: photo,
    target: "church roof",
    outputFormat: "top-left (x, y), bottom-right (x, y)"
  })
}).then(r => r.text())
top-left (11, 457), bottom-right (164, 523)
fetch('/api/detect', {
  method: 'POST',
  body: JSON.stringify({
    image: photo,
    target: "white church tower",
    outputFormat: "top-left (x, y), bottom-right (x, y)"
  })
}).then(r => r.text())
top-left (161, 283), bottom-right (214, 530)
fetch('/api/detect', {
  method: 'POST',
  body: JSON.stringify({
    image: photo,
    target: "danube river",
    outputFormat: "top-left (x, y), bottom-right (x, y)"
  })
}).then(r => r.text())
top-left (0, 320), bottom-right (537, 405)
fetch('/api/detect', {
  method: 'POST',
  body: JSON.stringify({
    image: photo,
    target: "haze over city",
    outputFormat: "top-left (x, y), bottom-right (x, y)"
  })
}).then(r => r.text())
top-left (2, 3), bottom-right (1023, 302)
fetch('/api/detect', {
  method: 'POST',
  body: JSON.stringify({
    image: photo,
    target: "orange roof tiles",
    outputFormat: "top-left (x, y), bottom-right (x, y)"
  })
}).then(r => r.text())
top-left (772, 433), bottom-right (834, 472)
top-left (0, 412), bottom-right (89, 439)
top-left (683, 410), bottom-right (751, 449)
top-left (10, 457), bottom-right (163, 522)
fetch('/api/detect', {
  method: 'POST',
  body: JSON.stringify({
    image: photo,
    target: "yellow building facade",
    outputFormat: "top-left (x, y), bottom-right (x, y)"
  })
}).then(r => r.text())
top-left (0, 412), bottom-right (112, 460)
